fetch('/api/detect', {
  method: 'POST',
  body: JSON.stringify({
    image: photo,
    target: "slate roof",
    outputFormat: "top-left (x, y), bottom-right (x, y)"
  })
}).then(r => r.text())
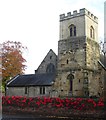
top-left (7, 73), bottom-right (56, 87)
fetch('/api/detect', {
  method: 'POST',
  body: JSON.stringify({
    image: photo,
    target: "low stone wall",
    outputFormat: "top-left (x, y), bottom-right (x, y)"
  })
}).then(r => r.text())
top-left (2, 106), bottom-right (105, 120)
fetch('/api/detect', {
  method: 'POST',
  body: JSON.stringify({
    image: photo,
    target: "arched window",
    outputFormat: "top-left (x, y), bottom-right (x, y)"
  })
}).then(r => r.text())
top-left (69, 24), bottom-right (76, 37)
top-left (46, 63), bottom-right (55, 73)
top-left (67, 74), bottom-right (74, 92)
top-left (90, 26), bottom-right (95, 39)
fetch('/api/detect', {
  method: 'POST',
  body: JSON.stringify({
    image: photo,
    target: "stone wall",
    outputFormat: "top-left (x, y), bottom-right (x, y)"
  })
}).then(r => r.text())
top-left (53, 67), bottom-right (104, 97)
top-left (6, 87), bottom-right (25, 96)
top-left (6, 86), bottom-right (52, 97)
top-left (86, 38), bottom-right (100, 70)
top-left (58, 36), bottom-right (86, 58)
top-left (53, 69), bottom-right (85, 97)
top-left (58, 37), bottom-right (86, 70)
top-left (36, 49), bottom-right (57, 74)
top-left (28, 86), bottom-right (52, 97)
top-left (59, 15), bottom-right (85, 40)
top-left (58, 50), bottom-right (85, 71)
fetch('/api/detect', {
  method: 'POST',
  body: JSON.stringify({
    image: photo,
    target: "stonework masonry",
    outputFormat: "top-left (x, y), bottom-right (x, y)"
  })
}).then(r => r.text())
top-left (52, 8), bottom-right (104, 97)
top-left (36, 49), bottom-right (57, 74)
top-left (60, 8), bottom-right (98, 23)
top-left (7, 86), bottom-right (52, 97)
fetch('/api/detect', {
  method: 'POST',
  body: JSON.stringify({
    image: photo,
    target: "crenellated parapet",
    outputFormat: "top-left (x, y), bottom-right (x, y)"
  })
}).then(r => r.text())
top-left (60, 8), bottom-right (98, 23)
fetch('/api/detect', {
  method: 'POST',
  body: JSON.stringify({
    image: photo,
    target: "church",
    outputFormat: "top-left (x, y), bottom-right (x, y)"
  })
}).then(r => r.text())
top-left (6, 8), bottom-right (105, 98)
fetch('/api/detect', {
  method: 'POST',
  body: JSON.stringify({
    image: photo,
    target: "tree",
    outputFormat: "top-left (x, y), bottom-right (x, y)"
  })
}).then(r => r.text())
top-left (2, 41), bottom-right (27, 87)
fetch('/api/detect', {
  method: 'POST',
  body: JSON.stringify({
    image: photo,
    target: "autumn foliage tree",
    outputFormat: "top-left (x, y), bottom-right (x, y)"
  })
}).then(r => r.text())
top-left (2, 41), bottom-right (27, 86)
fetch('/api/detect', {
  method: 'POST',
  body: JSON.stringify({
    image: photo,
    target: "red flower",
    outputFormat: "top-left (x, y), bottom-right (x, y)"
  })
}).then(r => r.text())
top-left (2, 96), bottom-right (104, 112)
top-left (36, 101), bottom-right (41, 106)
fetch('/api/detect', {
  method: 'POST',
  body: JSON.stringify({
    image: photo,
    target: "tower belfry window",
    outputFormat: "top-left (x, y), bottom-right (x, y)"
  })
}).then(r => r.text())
top-left (74, 26), bottom-right (76, 36)
top-left (70, 27), bottom-right (72, 36)
top-left (69, 24), bottom-right (76, 37)
top-left (90, 26), bottom-right (95, 39)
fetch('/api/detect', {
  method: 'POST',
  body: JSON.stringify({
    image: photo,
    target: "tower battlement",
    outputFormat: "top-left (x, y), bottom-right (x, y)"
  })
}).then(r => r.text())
top-left (60, 8), bottom-right (98, 23)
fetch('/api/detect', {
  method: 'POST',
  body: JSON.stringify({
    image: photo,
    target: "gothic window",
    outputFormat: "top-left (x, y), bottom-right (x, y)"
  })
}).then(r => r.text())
top-left (67, 74), bottom-right (74, 80)
top-left (74, 26), bottom-right (76, 36)
top-left (67, 74), bottom-right (74, 92)
top-left (70, 27), bottom-right (72, 36)
top-left (46, 63), bottom-right (55, 73)
top-left (40, 87), bottom-right (45, 94)
top-left (90, 26), bottom-right (95, 39)
top-left (69, 24), bottom-right (76, 37)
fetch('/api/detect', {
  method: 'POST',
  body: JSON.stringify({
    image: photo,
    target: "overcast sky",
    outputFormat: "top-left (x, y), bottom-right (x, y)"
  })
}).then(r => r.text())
top-left (0, 0), bottom-right (105, 74)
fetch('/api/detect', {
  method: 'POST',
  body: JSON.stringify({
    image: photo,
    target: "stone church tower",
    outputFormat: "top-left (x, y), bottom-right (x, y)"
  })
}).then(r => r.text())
top-left (53, 8), bottom-right (104, 97)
